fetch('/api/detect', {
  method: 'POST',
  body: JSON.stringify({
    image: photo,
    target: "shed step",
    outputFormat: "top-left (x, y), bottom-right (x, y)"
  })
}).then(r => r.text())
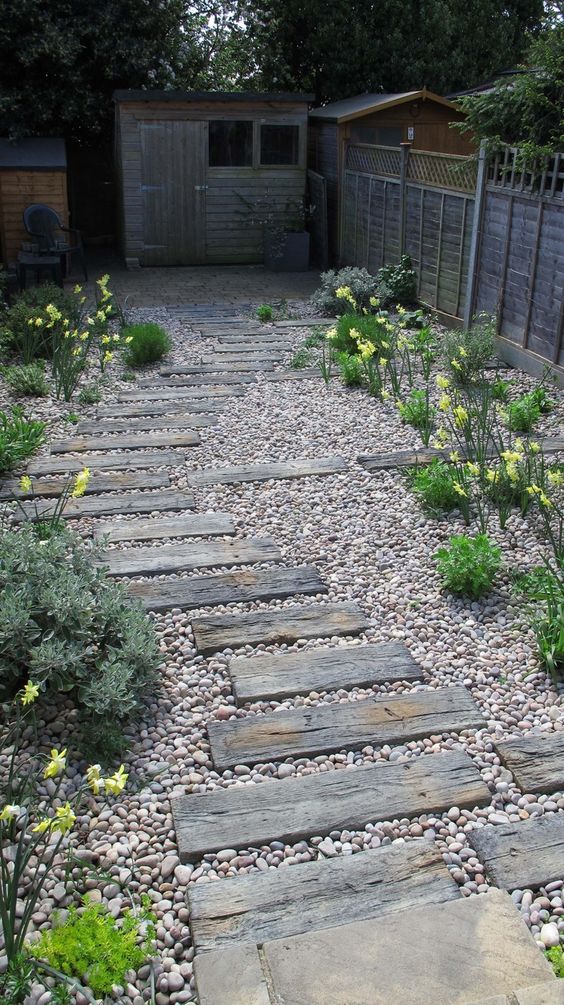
top-left (188, 456), bottom-right (347, 488)
top-left (471, 814), bottom-right (564, 890)
top-left (93, 513), bottom-right (235, 543)
top-left (102, 536), bottom-right (281, 578)
top-left (171, 749), bottom-right (489, 861)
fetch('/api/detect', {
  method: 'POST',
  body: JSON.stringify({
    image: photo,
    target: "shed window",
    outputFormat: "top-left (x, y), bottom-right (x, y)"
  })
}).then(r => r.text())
top-left (209, 121), bottom-right (253, 166)
top-left (260, 124), bottom-right (300, 165)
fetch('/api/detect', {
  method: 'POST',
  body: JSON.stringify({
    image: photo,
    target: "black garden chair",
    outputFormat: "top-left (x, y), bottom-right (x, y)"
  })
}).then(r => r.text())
top-left (23, 203), bottom-right (88, 281)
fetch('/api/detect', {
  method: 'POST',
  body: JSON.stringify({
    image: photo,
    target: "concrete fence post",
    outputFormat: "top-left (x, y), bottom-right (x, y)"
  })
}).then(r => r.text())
top-left (398, 142), bottom-right (411, 258)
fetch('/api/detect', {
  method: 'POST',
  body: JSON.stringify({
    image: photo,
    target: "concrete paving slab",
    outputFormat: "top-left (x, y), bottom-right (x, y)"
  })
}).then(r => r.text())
top-left (194, 945), bottom-right (270, 1005)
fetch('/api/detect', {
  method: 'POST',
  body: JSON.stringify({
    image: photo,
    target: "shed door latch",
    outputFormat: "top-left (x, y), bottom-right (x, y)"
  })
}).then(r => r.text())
top-left (194, 185), bottom-right (208, 191)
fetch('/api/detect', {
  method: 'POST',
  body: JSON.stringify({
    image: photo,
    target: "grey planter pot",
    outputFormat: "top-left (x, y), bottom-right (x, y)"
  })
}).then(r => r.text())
top-left (264, 230), bottom-right (310, 272)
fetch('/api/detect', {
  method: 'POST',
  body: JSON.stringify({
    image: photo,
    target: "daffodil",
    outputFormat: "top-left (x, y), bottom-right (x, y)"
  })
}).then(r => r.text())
top-left (44, 748), bottom-right (67, 779)
top-left (529, 441), bottom-right (541, 454)
top-left (381, 389), bottom-right (390, 401)
top-left (548, 470), bottom-right (564, 487)
top-left (72, 467), bottom-right (91, 499)
top-left (436, 375), bottom-right (450, 390)
top-left (369, 296), bottom-right (380, 308)
top-left (438, 394), bottom-right (451, 412)
top-left (20, 475), bottom-right (32, 493)
top-left (20, 681), bottom-right (40, 706)
top-left (0, 804), bottom-right (20, 823)
top-left (453, 405), bottom-right (469, 429)
top-left (466, 462), bottom-right (480, 477)
top-left (486, 468), bottom-right (498, 484)
top-left (105, 765), bottom-right (128, 796)
top-left (458, 345), bottom-right (468, 357)
top-left (506, 462), bottom-right (519, 484)
top-left (35, 317), bottom-right (44, 327)
top-left (450, 358), bottom-right (462, 371)
top-left (54, 803), bottom-right (76, 834)
top-left (379, 356), bottom-right (387, 367)
top-left (326, 327), bottom-right (338, 341)
top-left (453, 482), bottom-right (468, 497)
top-left (33, 817), bottom-right (52, 834)
top-left (86, 764), bottom-right (103, 795)
top-left (103, 351), bottom-right (113, 364)
top-left (449, 450), bottom-right (460, 463)
top-left (73, 284), bottom-right (82, 294)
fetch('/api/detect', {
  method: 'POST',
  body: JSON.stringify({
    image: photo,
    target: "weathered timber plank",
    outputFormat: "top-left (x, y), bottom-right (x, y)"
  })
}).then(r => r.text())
top-left (266, 369), bottom-right (323, 381)
top-left (0, 471), bottom-right (169, 499)
top-left (49, 431), bottom-right (200, 453)
top-left (129, 564), bottom-right (326, 612)
top-left (27, 451), bottom-right (181, 475)
top-left (188, 456), bottom-right (347, 488)
top-left (77, 415), bottom-right (218, 434)
top-left (495, 732), bottom-right (564, 795)
top-left (188, 840), bottom-right (459, 952)
top-left (216, 334), bottom-right (294, 345)
top-left (94, 513), bottom-right (235, 543)
top-left (208, 686), bottom-right (485, 770)
top-left (172, 750), bottom-right (490, 861)
top-left (229, 642), bottom-right (421, 704)
top-left (117, 385), bottom-right (246, 402)
top-left (192, 602), bottom-right (369, 657)
top-left (136, 373), bottom-right (257, 388)
top-left (209, 353), bottom-right (283, 364)
top-left (213, 343), bottom-right (289, 354)
top-left (160, 361), bottom-right (274, 375)
top-left (14, 490), bottom-right (195, 521)
top-left (102, 536), bottom-right (282, 577)
top-left (359, 436), bottom-right (564, 471)
top-left (471, 815), bottom-right (564, 890)
top-left (97, 400), bottom-right (224, 418)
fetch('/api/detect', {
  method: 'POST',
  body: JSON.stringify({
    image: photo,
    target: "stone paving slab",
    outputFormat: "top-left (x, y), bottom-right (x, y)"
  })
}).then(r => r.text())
top-left (207, 686), bottom-right (485, 770)
top-left (172, 750), bottom-right (489, 861)
top-left (229, 641), bottom-right (422, 704)
top-left (188, 456), bottom-right (347, 488)
top-left (192, 601), bottom-right (369, 657)
top-left (0, 471), bottom-right (169, 499)
top-left (117, 385), bottom-right (246, 402)
top-left (495, 731), bottom-right (564, 794)
top-left (94, 513), bottom-right (236, 543)
top-left (470, 814), bottom-right (564, 890)
top-left (77, 415), bottom-right (218, 434)
top-left (14, 490), bottom-right (196, 522)
top-left (101, 536), bottom-right (282, 577)
top-left (97, 400), bottom-right (224, 418)
top-left (256, 889), bottom-right (555, 1005)
top-left (160, 361), bottom-right (274, 375)
top-left (129, 564), bottom-right (326, 613)
top-left (188, 840), bottom-right (459, 952)
top-left (28, 450), bottom-right (182, 475)
top-left (194, 946), bottom-right (270, 1005)
top-left (464, 985), bottom-right (564, 1005)
top-left (50, 431), bottom-right (201, 453)
top-left (136, 373), bottom-right (258, 388)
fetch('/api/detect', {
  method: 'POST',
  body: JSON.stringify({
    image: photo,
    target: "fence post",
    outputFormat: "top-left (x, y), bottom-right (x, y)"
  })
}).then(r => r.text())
top-left (398, 142), bottom-right (411, 258)
top-left (463, 141), bottom-right (487, 328)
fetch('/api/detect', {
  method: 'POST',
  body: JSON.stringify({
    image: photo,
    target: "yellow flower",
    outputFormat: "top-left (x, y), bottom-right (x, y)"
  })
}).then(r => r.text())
top-left (379, 357), bottom-right (387, 367)
top-left (125, 336), bottom-right (133, 345)
top-left (436, 375), bottom-right (450, 390)
top-left (506, 462), bottom-right (519, 484)
top-left (431, 427), bottom-right (449, 449)
top-left (335, 286), bottom-right (356, 307)
top-left (103, 351), bottom-right (113, 364)
top-left (539, 491), bottom-right (552, 507)
top-left (86, 764), bottom-right (103, 795)
top-left (20, 681), bottom-right (40, 706)
top-left (453, 482), bottom-right (467, 497)
top-left (348, 327), bottom-right (361, 342)
top-left (369, 296), bottom-right (380, 308)
top-left (326, 327), bottom-right (338, 341)
top-left (514, 438), bottom-right (524, 452)
top-left (396, 305), bottom-right (406, 316)
top-left (0, 804), bottom-right (20, 823)
top-left (32, 817), bottom-right (52, 835)
top-left (73, 284), bottom-right (82, 294)
top-left (80, 332), bottom-right (89, 342)
top-left (35, 317), bottom-right (44, 327)
top-left (458, 345), bottom-right (468, 357)
top-left (112, 334), bottom-right (120, 343)
top-left (104, 765), bottom-right (128, 796)
top-left (72, 347), bottom-right (82, 357)
top-left (101, 335), bottom-right (111, 345)
top-left (381, 340), bottom-right (390, 350)
top-left (438, 393), bottom-right (451, 412)
top-left (20, 475), bottom-right (32, 493)
top-left (451, 358), bottom-right (462, 371)
top-left (54, 803), bottom-right (76, 834)
top-left (449, 450), bottom-right (460, 463)
top-left (466, 462), bottom-right (480, 477)
top-left (72, 467), bottom-right (90, 499)
top-left (44, 748), bottom-right (67, 779)
top-left (358, 340), bottom-right (375, 361)
top-left (486, 468), bottom-right (498, 484)
top-left (453, 405), bottom-right (469, 428)
top-left (381, 389), bottom-right (390, 401)
top-left (548, 470), bottom-right (564, 487)
top-left (529, 441), bottom-right (541, 454)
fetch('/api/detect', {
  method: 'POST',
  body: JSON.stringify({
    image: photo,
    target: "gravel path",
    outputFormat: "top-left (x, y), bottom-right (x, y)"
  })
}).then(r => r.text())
top-left (1, 302), bottom-right (563, 1003)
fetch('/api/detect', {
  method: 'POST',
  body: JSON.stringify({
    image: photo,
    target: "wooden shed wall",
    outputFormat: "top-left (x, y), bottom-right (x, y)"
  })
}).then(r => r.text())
top-left (0, 170), bottom-right (68, 265)
top-left (116, 99), bottom-right (309, 266)
top-left (308, 123), bottom-right (340, 260)
top-left (340, 103), bottom-right (473, 156)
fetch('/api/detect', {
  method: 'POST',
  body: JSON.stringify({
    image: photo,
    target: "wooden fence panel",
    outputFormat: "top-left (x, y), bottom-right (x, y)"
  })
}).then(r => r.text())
top-left (307, 170), bottom-right (329, 270)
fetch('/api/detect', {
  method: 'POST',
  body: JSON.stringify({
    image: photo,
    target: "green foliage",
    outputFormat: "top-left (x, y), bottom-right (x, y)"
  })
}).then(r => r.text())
top-left (331, 312), bottom-right (390, 355)
top-left (303, 329), bottom-right (325, 348)
top-left (312, 267), bottom-right (377, 315)
top-left (290, 348), bottom-right (312, 369)
top-left (407, 460), bottom-right (464, 515)
top-left (62, 413), bottom-right (80, 424)
top-left (0, 953), bottom-right (34, 1004)
top-left (398, 389), bottom-right (436, 443)
top-left (506, 393), bottom-right (541, 433)
top-left (2, 362), bottom-right (49, 397)
top-left (77, 382), bottom-right (102, 405)
top-left (335, 351), bottom-right (363, 386)
top-left (546, 945), bottom-right (564, 978)
top-left (530, 384), bottom-right (554, 414)
top-left (0, 284), bottom-right (78, 363)
top-left (0, 526), bottom-right (159, 751)
top-left (256, 304), bottom-right (274, 321)
top-left (490, 377), bottom-right (510, 402)
top-left (434, 533), bottom-right (502, 598)
top-left (31, 900), bottom-right (155, 997)
top-left (122, 322), bottom-right (171, 366)
top-left (0, 407), bottom-right (45, 474)
top-left (120, 369), bottom-right (137, 382)
top-left (376, 255), bottom-right (417, 307)
top-left (442, 316), bottom-right (496, 384)
top-left (516, 564), bottom-right (564, 681)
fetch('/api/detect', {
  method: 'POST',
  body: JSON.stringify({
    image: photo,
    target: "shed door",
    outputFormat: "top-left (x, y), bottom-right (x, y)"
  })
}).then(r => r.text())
top-left (140, 120), bottom-right (206, 265)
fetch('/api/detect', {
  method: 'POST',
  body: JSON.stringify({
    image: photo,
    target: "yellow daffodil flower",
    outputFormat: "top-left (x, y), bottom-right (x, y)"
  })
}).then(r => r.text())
top-left (548, 470), bottom-right (564, 487)
top-left (20, 475), bottom-right (32, 493)
top-left (103, 351), bottom-right (113, 364)
top-left (453, 405), bottom-right (469, 428)
top-left (44, 748), bottom-right (67, 779)
top-left (486, 468), bottom-right (498, 484)
top-left (438, 394), bottom-right (451, 412)
top-left (20, 681), bottom-right (40, 706)
top-left (35, 317), bottom-right (44, 327)
top-left (33, 817), bottom-right (53, 834)
top-left (466, 462), bottom-right (480, 477)
top-left (86, 764), bottom-right (103, 795)
top-left (72, 468), bottom-right (91, 499)
top-left (451, 358), bottom-right (462, 371)
top-left (458, 346), bottom-right (468, 357)
top-left (539, 491), bottom-right (552, 507)
top-left (54, 803), bottom-right (76, 834)
top-left (73, 284), bottom-right (82, 294)
top-left (453, 482), bottom-right (468, 497)
top-left (369, 296), bottom-right (380, 308)
top-left (529, 441), bottom-right (541, 454)
top-left (379, 356), bottom-right (387, 367)
top-left (436, 375), bottom-right (450, 390)
top-left (0, 805), bottom-right (20, 823)
top-left (326, 327), bottom-right (338, 341)
top-left (104, 765), bottom-right (128, 796)
top-left (449, 450), bottom-right (460, 463)
top-left (381, 389), bottom-right (390, 401)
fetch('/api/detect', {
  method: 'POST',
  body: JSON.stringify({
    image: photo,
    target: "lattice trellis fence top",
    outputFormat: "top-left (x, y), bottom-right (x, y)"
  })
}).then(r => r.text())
top-left (346, 144), bottom-right (401, 177)
top-left (407, 151), bottom-right (477, 192)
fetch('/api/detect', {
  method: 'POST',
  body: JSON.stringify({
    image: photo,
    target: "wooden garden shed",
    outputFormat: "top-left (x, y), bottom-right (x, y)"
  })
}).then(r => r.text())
top-left (0, 138), bottom-right (68, 267)
top-left (114, 90), bottom-right (313, 267)
top-left (308, 89), bottom-right (473, 260)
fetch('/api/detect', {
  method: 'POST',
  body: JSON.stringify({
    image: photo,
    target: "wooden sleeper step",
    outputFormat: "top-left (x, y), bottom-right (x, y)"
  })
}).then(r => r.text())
top-left (471, 814), bottom-right (564, 890)
top-left (93, 513), bottom-right (236, 543)
top-left (495, 731), bottom-right (564, 795)
top-left (97, 400), bottom-right (224, 418)
top-left (101, 536), bottom-right (282, 578)
top-left (27, 450), bottom-right (183, 475)
top-left (14, 490), bottom-right (196, 521)
top-left (0, 471), bottom-right (169, 499)
top-left (49, 431), bottom-right (200, 453)
top-left (117, 385), bottom-right (246, 402)
top-left (188, 456), bottom-right (347, 488)
top-left (77, 414), bottom-right (218, 434)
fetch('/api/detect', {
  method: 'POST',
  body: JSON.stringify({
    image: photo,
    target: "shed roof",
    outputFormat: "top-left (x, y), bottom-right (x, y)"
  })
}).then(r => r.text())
top-left (0, 137), bottom-right (66, 170)
top-left (113, 90), bottom-right (314, 104)
top-left (309, 89), bottom-right (457, 123)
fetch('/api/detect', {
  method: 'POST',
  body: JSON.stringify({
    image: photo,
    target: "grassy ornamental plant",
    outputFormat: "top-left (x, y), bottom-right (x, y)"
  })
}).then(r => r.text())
top-left (434, 533), bottom-right (502, 599)
top-left (2, 362), bottom-right (49, 397)
top-left (122, 322), bottom-right (171, 366)
top-left (397, 389), bottom-right (436, 445)
top-left (407, 460), bottom-right (468, 517)
top-left (0, 407), bottom-right (45, 474)
top-left (0, 284), bottom-right (81, 363)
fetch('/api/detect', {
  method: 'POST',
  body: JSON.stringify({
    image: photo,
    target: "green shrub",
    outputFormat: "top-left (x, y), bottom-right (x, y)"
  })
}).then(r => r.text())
top-left (122, 322), bottom-right (171, 366)
top-left (490, 377), bottom-right (511, 401)
top-left (442, 317), bottom-right (496, 384)
top-left (2, 362), bottom-right (49, 397)
top-left (434, 533), bottom-right (502, 598)
top-left (545, 945), bottom-right (564, 977)
top-left (311, 266), bottom-right (378, 315)
top-left (290, 348), bottom-right (312, 369)
top-left (336, 351), bottom-right (363, 386)
top-left (530, 384), bottom-right (554, 414)
top-left (77, 382), bottom-right (102, 405)
top-left (256, 304), bottom-right (273, 322)
top-left (1, 284), bottom-right (80, 362)
top-left (507, 393), bottom-right (541, 432)
top-left (330, 311), bottom-right (391, 355)
top-left (407, 460), bottom-right (464, 515)
top-left (398, 389), bottom-right (436, 443)
top-left (31, 901), bottom-right (155, 998)
top-left (376, 254), bottom-right (417, 306)
top-left (0, 526), bottom-right (159, 752)
top-left (0, 407), bottom-right (45, 473)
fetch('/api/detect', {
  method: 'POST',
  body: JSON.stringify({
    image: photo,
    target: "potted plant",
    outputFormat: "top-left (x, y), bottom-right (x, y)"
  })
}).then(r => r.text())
top-left (237, 190), bottom-right (312, 271)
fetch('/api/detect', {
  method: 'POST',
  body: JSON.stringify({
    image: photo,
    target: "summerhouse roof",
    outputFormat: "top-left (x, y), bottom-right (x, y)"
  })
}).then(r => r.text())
top-left (309, 89), bottom-right (456, 123)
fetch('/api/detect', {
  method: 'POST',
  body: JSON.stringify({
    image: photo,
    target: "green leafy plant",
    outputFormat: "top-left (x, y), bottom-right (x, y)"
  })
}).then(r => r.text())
top-left (0, 525), bottom-right (159, 749)
top-left (376, 254), bottom-right (417, 307)
top-left (442, 316), bottom-right (496, 384)
top-left (31, 901), bottom-right (155, 997)
top-left (290, 347), bottom-right (312, 369)
top-left (77, 382), bottom-right (102, 405)
top-left (0, 284), bottom-right (80, 363)
top-left (62, 413), bottom-right (80, 424)
top-left (398, 389), bottom-right (436, 445)
top-left (122, 322), bottom-right (171, 366)
top-left (545, 945), bottom-right (564, 978)
top-left (2, 362), bottom-right (49, 397)
top-left (506, 393), bottom-right (541, 432)
top-left (490, 377), bottom-right (511, 402)
top-left (121, 369), bottom-right (137, 382)
top-left (311, 266), bottom-right (377, 315)
top-left (256, 304), bottom-right (273, 322)
top-left (335, 351), bottom-right (363, 387)
top-left (303, 329), bottom-right (325, 348)
top-left (516, 563), bottom-right (564, 681)
top-left (407, 459), bottom-right (467, 516)
top-left (434, 533), bottom-right (502, 598)
top-left (530, 383), bottom-right (554, 414)
top-left (329, 311), bottom-right (392, 355)
top-left (0, 407), bottom-right (45, 474)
